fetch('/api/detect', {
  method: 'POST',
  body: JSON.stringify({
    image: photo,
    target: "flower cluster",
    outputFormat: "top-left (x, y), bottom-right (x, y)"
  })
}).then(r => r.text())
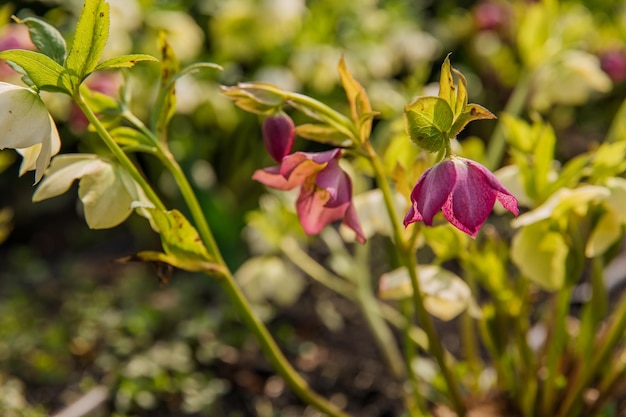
top-left (253, 113), bottom-right (365, 243)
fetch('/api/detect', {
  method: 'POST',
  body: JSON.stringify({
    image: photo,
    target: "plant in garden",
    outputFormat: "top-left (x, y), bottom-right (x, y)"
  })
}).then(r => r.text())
top-left (2, 1), bottom-right (626, 417)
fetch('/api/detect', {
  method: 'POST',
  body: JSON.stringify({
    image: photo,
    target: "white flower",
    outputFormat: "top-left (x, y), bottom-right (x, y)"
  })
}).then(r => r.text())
top-left (32, 154), bottom-right (153, 229)
top-left (0, 82), bottom-right (60, 183)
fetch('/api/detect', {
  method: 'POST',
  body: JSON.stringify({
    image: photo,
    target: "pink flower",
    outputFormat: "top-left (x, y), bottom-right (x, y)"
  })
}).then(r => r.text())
top-left (262, 113), bottom-right (295, 162)
top-left (253, 149), bottom-right (365, 243)
top-left (404, 157), bottom-right (518, 237)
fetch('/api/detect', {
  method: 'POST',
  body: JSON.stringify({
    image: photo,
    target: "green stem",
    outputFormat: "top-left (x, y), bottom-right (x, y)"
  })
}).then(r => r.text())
top-left (540, 285), bottom-right (574, 417)
top-left (82, 97), bottom-right (350, 417)
top-left (217, 270), bottom-right (350, 417)
top-left (556, 290), bottom-right (626, 417)
top-left (74, 93), bottom-right (166, 211)
top-left (353, 243), bottom-right (406, 379)
top-left (485, 70), bottom-right (532, 170)
top-left (363, 141), bottom-right (466, 416)
top-left (159, 152), bottom-right (351, 417)
top-left (402, 299), bottom-right (430, 417)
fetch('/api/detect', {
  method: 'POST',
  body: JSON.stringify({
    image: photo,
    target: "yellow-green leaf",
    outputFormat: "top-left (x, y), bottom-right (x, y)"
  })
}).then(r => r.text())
top-left (0, 50), bottom-right (71, 93)
top-left (511, 222), bottom-right (569, 291)
top-left (147, 208), bottom-right (215, 273)
top-left (295, 123), bottom-right (351, 147)
top-left (404, 96), bottom-right (453, 153)
top-left (95, 54), bottom-right (158, 71)
top-left (65, 0), bottom-right (110, 86)
top-left (338, 56), bottom-right (373, 143)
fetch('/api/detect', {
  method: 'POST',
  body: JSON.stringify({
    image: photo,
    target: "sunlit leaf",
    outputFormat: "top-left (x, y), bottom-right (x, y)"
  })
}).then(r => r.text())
top-left (586, 211), bottom-right (621, 258)
top-left (404, 96), bottom-right (453, 153)
top-left (338, 56), bottom-right (374, 143)
top-left (0, 50), bottom-right (71, 93)
top-left (94, 54), bottom-right (158, 71)
top-left (65, 0), bottom-right (109, 85)
top-left (145, 208), bottom-right (216, 273)
top-left (295, 123), bottom-right (351, 147)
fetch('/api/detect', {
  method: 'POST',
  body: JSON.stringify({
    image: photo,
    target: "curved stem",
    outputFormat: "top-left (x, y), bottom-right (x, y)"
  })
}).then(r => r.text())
top-left (362, 141), bottom-right (466, 416)
top-left (81, 96), bottom-right (350, 417)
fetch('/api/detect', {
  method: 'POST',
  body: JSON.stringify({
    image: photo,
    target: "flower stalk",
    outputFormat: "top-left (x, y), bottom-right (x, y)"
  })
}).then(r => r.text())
top-left (363, 140), bottom-right (466, 416)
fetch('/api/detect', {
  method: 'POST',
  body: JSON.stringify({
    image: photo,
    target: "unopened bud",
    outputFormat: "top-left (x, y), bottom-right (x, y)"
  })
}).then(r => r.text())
top-left (262, 113), bottom-right (295, 162)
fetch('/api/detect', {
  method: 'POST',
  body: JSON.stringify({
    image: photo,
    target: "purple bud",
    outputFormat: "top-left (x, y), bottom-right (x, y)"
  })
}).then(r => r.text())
top-left (262, 113), bottom-right (295, 162)
top-left (600, 50), bottom-right (626, 84)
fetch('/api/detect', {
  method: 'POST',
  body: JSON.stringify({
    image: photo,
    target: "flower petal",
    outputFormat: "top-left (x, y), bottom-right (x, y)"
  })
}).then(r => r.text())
top-left (343, 202), bottom-right (366, 243)
top-left (406, 160), bottom-right (456, 226)
top-left (32, 154), bottom-right (101, 202)
top-left (296, 185), bottom-right (348, 235)
top-left (442, 159), bottom-right (497, 237)
top-left (0, 84), bottom-right (51, 149)
top-left (466, 159), bottom-right (519, 216)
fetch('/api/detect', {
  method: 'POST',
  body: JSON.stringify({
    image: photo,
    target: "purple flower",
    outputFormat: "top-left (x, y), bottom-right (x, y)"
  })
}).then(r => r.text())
top-left (262, 113), bottom-right (295, 162)
top-left (404, 157), bottom-right (518, 237)
top-left (253, 149), bottom-right (365, 243)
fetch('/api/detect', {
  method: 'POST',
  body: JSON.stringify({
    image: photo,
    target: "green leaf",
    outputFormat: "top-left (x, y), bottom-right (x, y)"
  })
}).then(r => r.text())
top-left (131, 251), bottom-right (224, 275)
top-left (338, 56), bottom-right (374, 143)
top-left (151, 33), bottom-right (179, 141)
top-left (94, 54), bottom-right (158, 71)
top-left (221, 82), bottom-right (285, 115)
top-left (449, 103), bottom-right (496, 139)
top-left (295, 123), bottom-right (351, 147)
top-left (146, 208), bottom-right (216, 273)
top-left (16, 16), bottom-right (67, 65)
top-left (438, 54), bottom-right (456, 110)
top-left (511, 222), bottom-right (569, 291)
top-left (585, 211), bottom-right (621, 258)
top-left (0, 50), bottom-right (71, 93)
top-left (65, 0), bottom-right (110, 86)
top-left (404, 96), bottom-right (454, 153)
top-left (110, 126), bottom-right (155, 148)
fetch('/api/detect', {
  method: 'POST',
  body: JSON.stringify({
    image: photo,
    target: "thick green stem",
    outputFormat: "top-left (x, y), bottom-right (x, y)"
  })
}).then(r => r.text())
top-left (74, 93), bottom-right (166, 211)
top-left (485, 70), bottom-right (532, 171)
top-left (363, 141), bottom-right (466, 416)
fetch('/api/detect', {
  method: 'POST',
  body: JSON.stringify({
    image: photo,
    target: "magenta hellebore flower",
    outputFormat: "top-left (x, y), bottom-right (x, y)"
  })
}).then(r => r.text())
top-left (253, 149), bottom-right (366, 243)
top-left (404, 157), bottom-right (519, 237)
top-left (262, 113), bottom-right (295, 162)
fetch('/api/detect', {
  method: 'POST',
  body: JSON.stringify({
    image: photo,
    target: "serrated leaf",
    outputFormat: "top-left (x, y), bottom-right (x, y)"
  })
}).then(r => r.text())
top-left (0, 50), bottom-right (71, 93)
top-left (65, 0), bottom-right (109, 86)
top-left (146, 208), bottom-right (215, 273)
top-left (17, 16), bottom-right (67, 65)
top-left (95, 54), bottom-right (158, 71)
top-left (404, 96), bottom-right (454, 153)
top-left (338, 56), bottom-right (373, 142)
top-left (295, 123), bottom-right (351, 147)
top-left (449, 104), bottom-right (496, 139)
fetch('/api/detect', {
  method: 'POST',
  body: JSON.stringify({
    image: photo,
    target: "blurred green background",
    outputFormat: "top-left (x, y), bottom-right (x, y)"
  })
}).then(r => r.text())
top-left (1, 0), bottom-right (625, 415)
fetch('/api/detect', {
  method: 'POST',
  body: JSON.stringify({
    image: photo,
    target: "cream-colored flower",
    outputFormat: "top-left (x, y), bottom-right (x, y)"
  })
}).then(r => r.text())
top-left (0, 82), bottom-right (60, 183)
top-left (33, 154), bottom-right (153, 229)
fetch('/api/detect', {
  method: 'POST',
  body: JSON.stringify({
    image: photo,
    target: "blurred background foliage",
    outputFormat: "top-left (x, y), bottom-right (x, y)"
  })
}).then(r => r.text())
top-left (1, 0), bottom-right (626, 415)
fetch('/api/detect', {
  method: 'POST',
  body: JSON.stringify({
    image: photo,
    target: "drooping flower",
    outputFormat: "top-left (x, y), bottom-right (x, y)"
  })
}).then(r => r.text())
top-left (262, 112), bottom-right (295, 162)
top-left (404, 157), bottom-right (518, 237)
top-left (252, 149), bottom-right (366, 243)
top-left (33, 154), bottom-right (153, 229)
top-left (0, 82), bottom-right (60, 183)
